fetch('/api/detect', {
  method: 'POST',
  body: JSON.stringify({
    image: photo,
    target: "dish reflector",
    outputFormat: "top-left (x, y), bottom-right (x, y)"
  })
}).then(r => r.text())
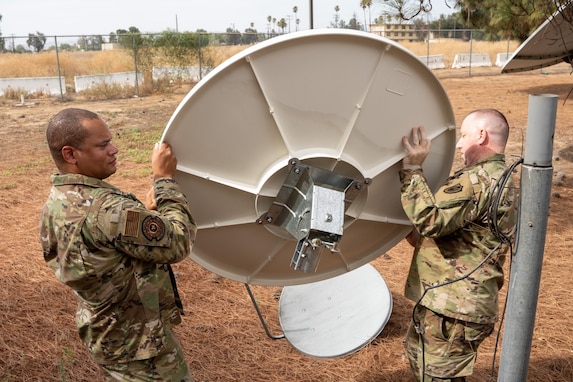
top-left (278, 263), bottom-right (392, 358)
top-left (161, 29), bottom-right (456, 286)
top-left (503, 2), bottom-right (573, 73)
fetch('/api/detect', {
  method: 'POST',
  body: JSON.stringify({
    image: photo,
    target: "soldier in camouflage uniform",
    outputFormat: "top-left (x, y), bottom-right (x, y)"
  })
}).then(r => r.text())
top-left (399, 109), bottom-right (517, 382)
top-left (39, 108), bottom-right (197, 381)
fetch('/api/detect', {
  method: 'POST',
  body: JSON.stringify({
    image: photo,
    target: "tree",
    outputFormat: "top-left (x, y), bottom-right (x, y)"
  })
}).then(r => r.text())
top-left (293, 6), bottom-right (299, 31)
top-left (360, 0), bottom-right (373, 31)
top-left (27, 32), bottom-right (46, 52)
top-left (347, 13), bottom-right (362, 30)
top-left (155, 30), bottom-right (200, 66)
top-left (243, 24), bottom-right (259, 44)
top-left (116, 26), bottom-right (145, 50)
top-left (0, 13), bottom-right (4, 53)
top-left (278, 18), bottom-right (288, 33)
top-left (334, 5), bottom-right (341, 27)
top-left (77, 35), bottom-right (104, 51)
top-left (481, 0), bottom-right (556, 41)
top-left (225, 27), bottom-right (241, 45)
top-left (377, 0), bottom-right (560, 42)
top-left (115, 26), bottom-right (156, 94)
top-left (58, 43), bottom-right (75, 51)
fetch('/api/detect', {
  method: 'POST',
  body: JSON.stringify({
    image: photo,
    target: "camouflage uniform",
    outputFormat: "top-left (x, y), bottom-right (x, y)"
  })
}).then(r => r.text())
top-left (39, 174), bottom-right (197, 381)
top-left (399, 153), bottom-right (517, 381)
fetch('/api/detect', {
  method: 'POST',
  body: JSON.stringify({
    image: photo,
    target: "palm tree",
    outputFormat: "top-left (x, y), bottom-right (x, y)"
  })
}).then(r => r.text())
top-left (360, 0), bottom-right (372, 31)
top-left (293, 6), bottom-right (299, 31)
top-left (334, 5), bottom-right (340, 28)
top-left (278, 18), bottom-right (288, 34)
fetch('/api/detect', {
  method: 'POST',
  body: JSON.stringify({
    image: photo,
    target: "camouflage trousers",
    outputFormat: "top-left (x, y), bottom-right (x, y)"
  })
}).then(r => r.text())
top-left (100, 327), bottom-right (193, 382)
top-left (404, 305), bottom-right (494, 382)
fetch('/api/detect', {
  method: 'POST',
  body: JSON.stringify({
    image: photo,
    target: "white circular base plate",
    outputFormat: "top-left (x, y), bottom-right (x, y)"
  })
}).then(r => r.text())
top-left (278, 263), bottom-right (392, 358)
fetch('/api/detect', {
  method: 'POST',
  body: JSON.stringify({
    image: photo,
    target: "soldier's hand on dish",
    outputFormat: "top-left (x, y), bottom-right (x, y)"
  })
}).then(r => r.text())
top-left (402, 126), bottom-right (431, 169)
top-left (152, 142), bottom-right (177, 180)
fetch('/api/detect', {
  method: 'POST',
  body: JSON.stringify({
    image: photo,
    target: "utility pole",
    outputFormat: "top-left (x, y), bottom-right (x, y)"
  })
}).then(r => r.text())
top-left (309, 0), bottom-right (314, 29)
top-left (498, 94), bottom-right (558, 381)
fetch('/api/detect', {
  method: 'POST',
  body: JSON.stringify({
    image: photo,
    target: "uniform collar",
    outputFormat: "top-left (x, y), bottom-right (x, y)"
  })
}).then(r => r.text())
top-left (51, 173), bottom-right (118, 190)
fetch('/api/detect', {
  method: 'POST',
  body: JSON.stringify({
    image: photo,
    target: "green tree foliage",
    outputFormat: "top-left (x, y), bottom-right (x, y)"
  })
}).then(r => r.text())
top-left (116, 26), bottom-right (145, 51)
top-left (77, 35), bottom-right (104, 51)
top-left (115, 26), bottom-right (155, 91)
top-left (347, 13), bottom-right (363, 30)
top-left (242, 26), bottom-right (259, 44)
top-left (378, 0), bottom-right (562, 42)
top-left (58, 43), bottom-right (75, 52)
top-left (277, 18), bottom-right (287, 33)
top-left (481, 0), bottom-right (557, 41)
top-left (0, 13), bottom-right (5, 52)
top-left (225, 27), bottom-right (241, 45)
top-left (27, 32), bottom-right (47, 52)
top-left (154, 30), bottom-right (203, 67)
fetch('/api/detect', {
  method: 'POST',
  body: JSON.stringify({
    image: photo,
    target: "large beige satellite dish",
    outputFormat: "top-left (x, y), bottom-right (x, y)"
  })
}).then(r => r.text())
top-left (503, 1), bottom-right (573, 73)
top-left (161, 29), bottom-right (456, 286)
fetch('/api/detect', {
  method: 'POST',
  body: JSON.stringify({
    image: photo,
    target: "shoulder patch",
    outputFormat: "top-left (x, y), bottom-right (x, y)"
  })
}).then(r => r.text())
top-left (142, 215), bottom-right (166, 241)
top-left (125, 210), bottom-right (140, 237)
top-left (443, 183), bottom-right (464, 194)
top-left (435, 172), bottom-right (473, 206)
top-left (119, 208), bottom-right (171, 247)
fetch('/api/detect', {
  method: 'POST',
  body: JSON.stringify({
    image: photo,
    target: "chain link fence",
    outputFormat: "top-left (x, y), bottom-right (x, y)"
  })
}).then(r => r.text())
top-left (0, 30), bottom-right (516, 102)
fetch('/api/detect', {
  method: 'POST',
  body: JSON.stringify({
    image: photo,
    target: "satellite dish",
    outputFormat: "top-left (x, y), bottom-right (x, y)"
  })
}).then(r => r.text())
top-left (161, 29), bottom-right (456, 286)
top-left (278, 263), bottom-right (392, 358)
top-left (502, 2), bottom-right (573, 73)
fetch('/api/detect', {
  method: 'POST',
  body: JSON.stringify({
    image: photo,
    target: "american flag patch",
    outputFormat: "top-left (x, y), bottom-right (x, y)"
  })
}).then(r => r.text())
top-left (124, 210), bottom-right (139, 237)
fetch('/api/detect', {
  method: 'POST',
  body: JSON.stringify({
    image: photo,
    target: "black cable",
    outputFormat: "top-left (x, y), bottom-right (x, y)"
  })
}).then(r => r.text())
top-left (411, 157), bottom-right (523, 381)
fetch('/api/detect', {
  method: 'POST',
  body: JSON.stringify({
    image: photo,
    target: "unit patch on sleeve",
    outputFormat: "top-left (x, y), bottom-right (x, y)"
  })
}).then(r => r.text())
top-left (142, 215), bottom-right (166, 241)
top-left (444, 183), bottom-right (464, 194)
top-left (435, 172), bottom-right (473, 206)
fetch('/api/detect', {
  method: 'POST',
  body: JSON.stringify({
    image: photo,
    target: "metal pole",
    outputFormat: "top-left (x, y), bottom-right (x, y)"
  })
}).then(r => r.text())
top-left (54, 36), bottom-right (65, 102)
top-left (498, 94), bottom-right (558, 382)
top-left (309, 0), bottom-right (314, 29)
top-left (469, 30), bottom-right (473, 77)
top-left (132, 35), bottom-right (139, 97)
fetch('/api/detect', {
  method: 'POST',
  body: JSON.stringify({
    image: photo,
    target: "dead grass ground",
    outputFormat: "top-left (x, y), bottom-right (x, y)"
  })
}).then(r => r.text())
top-left (1, 63), bottom-right (573, 381)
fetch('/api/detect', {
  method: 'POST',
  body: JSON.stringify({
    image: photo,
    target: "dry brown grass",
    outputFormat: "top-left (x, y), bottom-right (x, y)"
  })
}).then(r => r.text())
top-left (1, 38), bottom-right (573, 381)
top-left (0, 39), bottom-right (519, 80)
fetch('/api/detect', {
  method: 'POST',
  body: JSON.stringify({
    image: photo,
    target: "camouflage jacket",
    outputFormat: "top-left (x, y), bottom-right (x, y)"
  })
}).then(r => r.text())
top-left (399, 154), bottom-right (517, 324)
top-left (39, 174), bottom-right (197, 364)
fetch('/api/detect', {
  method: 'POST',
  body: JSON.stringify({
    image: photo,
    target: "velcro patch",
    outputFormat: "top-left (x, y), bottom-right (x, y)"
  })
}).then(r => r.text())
top-left (435, 172), bottom-right (473, 206)
top-left (142, 216), bottom-right (166, 241)
top-left (125, 210), bottom-right (140, 237)
top-left (444, 183), bottom-right (463, 194)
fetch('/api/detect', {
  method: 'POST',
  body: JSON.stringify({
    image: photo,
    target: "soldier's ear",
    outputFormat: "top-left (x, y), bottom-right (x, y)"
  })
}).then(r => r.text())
top-left (61, 145), bottom-right (78, 165)
top-left (478, 128), bottom-right (488, 145)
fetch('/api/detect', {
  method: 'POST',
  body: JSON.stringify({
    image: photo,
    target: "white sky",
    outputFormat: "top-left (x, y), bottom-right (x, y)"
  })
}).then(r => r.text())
top-left (1, 0), bottom-right (455, 38)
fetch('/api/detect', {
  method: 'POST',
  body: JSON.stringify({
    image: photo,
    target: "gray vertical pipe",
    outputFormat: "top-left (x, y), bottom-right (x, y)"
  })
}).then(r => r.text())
top-left (498, 94), bottom-right (557, 381)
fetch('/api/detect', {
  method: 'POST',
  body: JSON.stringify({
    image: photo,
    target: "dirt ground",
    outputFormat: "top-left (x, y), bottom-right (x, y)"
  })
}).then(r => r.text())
top-left (1, 63), bottom-right (573, 382)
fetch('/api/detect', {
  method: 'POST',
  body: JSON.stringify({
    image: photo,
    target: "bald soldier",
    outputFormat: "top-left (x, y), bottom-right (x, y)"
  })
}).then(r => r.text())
top-left (39, 108), bottom-right (196, 381)
top-left (398, 109), bottom-right (518, 382)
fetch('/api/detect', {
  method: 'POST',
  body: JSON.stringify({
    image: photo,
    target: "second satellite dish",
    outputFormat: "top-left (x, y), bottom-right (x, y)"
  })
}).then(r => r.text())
top-left (161, 29), bottom-right (456, 286)
top-left (503, 2), bottom-right (573, 73)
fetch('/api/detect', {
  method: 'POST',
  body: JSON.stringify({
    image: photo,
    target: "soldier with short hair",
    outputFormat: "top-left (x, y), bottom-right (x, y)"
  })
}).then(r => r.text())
top-left (399, 109), bottom-right (518, 382)
top-left (39, 108), bottom-right (196, 381)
